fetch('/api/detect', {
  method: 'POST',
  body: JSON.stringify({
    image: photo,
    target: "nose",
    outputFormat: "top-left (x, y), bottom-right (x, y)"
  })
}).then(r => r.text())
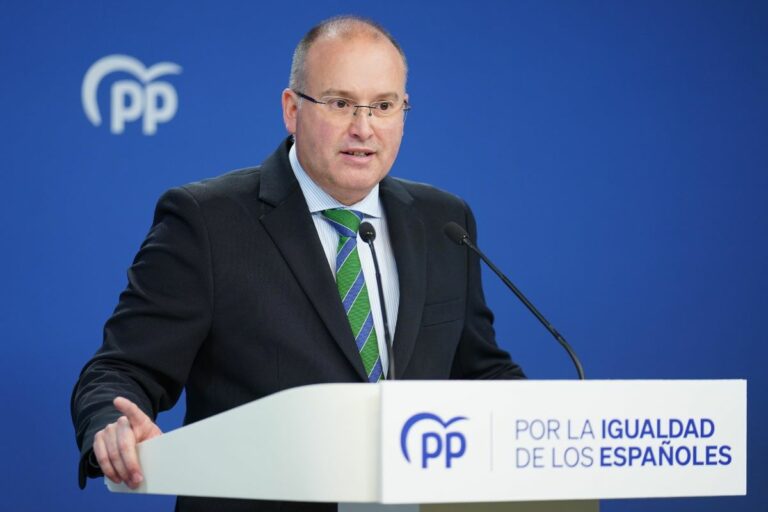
top-left (348, 107), bottom-right (374, 140)
top-left (352, 105), bottom-right (374, 117)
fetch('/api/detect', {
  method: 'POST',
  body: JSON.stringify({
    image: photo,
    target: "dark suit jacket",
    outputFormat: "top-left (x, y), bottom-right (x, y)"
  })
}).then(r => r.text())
top-left (71, 138), bottom-right (524, 511)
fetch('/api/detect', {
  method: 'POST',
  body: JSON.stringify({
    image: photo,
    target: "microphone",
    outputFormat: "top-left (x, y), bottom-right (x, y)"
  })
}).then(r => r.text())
top-left (443, 221), bottom-right (585, 380)
top-left (359, 221), bottom-right (396, 380)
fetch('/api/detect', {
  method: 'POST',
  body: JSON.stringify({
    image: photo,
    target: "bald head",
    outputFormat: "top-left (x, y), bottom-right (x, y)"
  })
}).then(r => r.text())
top-left (288, 15), bottom-right (408, 92)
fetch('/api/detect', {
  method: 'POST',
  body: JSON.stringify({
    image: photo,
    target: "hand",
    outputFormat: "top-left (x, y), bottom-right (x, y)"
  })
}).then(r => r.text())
top-left (92, 396), bottom-right (162, 489)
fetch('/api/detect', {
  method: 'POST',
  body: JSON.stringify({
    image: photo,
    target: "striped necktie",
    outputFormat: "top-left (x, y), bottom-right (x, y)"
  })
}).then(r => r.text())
top-left (322, 208), bottom-right (383, 382)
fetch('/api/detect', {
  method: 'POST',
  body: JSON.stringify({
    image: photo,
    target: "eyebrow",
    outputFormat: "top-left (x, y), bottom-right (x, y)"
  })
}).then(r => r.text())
top-left (319, 89), bottom-right (401, 102)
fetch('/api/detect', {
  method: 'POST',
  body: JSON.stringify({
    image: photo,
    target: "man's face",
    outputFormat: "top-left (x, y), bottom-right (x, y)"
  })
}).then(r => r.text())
top-left (282, 34), bottom-right (408, 205)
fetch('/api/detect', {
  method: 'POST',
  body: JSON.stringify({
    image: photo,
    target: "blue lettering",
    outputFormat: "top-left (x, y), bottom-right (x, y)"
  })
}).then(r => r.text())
top-left (516, 447), bottom-right (545, 468)
top-left (658, 441), bottom-right (674, 465)
top-left (705, 445), bottom-right (718, 465)
top-left (515, 447), bottom-right (531, 468)
top-left (563, 447), bottom-right (581, 468)
top-left (606, 419), bottom-right (622, 439)
top-left (641, 446), bottom-right (657, 466)
top-left (625, 420), bottom-right (639, 439)
top-left (551, 447), bottom-right (563, 468)
top-left (582, 420), bottom-right (595, 439)
top-left (600, 446), bottom-right (613, 466)
top-left (421, 432), bottom-right (442, 468)
top-left (568, 419), bottom-right (594, 440)
top-left (516, 418), bottom-right (561, 440)
top-left (445, 432), bottom-right (466, 468)
top-left (669, 419), bottom-right (683, 438)
top-left (640, 419), bottom-right (654, 439)
top-left (614, 446), bottom-right (627, 466)
top-left (529, 419), bottom-right (546, 440)
top-left (692, 445), bottom-right (704, 466)
top-left (548, 419), bottom-right (561, 440)
top-left (515, 419), bottom-right (529, 440)
top-left (674, 445), bottom-right (691, 465)
top-left (719, 445), bottom-right (732, 465)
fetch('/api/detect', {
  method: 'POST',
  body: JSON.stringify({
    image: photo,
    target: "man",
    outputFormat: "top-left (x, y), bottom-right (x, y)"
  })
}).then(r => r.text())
top-left (72, 15), bottom-right (525, 511)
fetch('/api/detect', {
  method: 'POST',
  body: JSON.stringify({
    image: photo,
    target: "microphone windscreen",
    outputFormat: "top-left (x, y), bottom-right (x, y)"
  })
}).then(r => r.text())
top-left (443, 221), bottom-right (469, 245)
top-left (359, 221), bottom-right (376, 243)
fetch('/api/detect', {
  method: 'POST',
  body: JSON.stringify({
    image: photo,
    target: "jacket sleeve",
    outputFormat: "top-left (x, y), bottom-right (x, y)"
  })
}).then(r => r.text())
top-left (70, 186), bottom-right (214, 488)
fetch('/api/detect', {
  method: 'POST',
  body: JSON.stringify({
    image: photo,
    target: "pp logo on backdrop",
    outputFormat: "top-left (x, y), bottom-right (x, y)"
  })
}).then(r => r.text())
top-left (400, 413), bottom-right (467, 469)
top-left (82, 54), bottom-right (182, 135)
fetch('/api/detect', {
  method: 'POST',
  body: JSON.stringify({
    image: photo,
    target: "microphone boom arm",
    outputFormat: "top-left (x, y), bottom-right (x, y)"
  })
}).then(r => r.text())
top-left (447, 223), bottom-right (585, 380)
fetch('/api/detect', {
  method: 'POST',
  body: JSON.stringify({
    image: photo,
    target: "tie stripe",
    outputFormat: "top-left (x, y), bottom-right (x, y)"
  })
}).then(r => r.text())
top-left (355, 312), bottom-right (375, 350)
top-left (342, 272), bottom-right (366, 312)
top-left (324, 217), bottom-right (359, 239)
top-left (322, 208), bottom-right (383, 382)
top-left (336, 238), bottom-right (357, 271)
top-left (368, 359), bottom-right (383, 382)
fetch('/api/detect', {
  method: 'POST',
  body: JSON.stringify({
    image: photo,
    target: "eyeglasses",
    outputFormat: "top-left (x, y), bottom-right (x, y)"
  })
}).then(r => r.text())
top-left (293, 90), bottom-right (411, 119)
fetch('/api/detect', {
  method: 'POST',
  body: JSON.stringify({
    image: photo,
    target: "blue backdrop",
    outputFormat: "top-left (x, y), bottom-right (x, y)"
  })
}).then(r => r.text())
top-left (1, 1), bottom-right (766, 510)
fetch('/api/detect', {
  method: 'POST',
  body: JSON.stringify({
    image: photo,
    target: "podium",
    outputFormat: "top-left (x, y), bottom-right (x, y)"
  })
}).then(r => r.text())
top-left (107, 380), bottom-right (746, 511)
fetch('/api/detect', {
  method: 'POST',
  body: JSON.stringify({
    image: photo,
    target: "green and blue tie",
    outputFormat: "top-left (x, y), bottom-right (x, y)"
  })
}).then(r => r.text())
top-left (322, 209), bottom-right (383, 382)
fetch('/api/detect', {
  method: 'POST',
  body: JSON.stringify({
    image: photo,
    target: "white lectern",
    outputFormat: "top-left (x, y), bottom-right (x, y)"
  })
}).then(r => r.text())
top-left (108, 380), bottom-right (746, 511)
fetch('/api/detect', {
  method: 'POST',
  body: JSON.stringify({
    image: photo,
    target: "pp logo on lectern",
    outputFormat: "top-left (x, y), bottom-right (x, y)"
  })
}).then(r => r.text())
top-left (400, 413), bottom-right (468, 469)
top-left (81, 54), bottom-right (182, 135)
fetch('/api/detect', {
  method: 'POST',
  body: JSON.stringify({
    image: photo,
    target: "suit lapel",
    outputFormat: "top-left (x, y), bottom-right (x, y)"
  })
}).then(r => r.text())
top-left (380, 177), bottom-right (426, 376)
top-left (256, 141), bottom-right (368, 381)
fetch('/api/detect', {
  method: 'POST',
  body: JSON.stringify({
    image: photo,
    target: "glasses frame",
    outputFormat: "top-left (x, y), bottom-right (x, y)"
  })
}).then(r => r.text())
top-left (293, 90), bottom-right (411, 119)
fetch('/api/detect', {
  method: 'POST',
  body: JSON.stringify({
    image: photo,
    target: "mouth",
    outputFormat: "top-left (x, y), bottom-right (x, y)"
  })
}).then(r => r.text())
top-left (339, 148), bottom-right (376, 166)
top-left (341, 150), bottom-right (375, 157)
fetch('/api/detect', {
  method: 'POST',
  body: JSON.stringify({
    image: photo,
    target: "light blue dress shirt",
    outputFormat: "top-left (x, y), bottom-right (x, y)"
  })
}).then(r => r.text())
top-left (289, 145), bottom-right (400, 375)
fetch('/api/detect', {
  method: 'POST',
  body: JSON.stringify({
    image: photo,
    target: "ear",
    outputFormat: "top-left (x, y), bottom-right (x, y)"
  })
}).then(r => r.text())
top-left (282, 88), bottom-right (298, 134)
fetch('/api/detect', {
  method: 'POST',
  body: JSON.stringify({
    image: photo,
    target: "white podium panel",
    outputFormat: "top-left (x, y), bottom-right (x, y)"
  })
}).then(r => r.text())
top-left (109, 383), bottom-right (380, 502)
top-left (107, 380), bottom-right (745, 508)
top-left (379, 380), bottom-right (745, 503)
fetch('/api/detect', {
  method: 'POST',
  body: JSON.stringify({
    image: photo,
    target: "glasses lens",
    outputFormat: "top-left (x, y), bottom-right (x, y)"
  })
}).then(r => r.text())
top-left (318, 96), bottom-right (409, 118)
top-left (371, 100), bottom-right (405, 118)
top-left (326, 98), bottom-right (351, 113)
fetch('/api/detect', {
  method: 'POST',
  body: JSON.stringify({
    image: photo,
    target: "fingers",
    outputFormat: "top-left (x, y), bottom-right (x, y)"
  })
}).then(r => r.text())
top-left (92, 397), bottom-right (160, 489)
top-left (93, 429), bottom-right (119, 484)
top-left (116, 416), bottom-right (143, 486)
top-left (92, 397), bottom-right (163, 488)
top-left (113, 396), bottom-right (163, 441)
top-left (113, 396), bottom-right (149, 427)
top-left (93, 419), bottom-right (142, 488)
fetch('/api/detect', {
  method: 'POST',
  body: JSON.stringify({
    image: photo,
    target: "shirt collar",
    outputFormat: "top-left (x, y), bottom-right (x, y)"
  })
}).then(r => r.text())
top-left (289, 143), bottom-right (382, 218)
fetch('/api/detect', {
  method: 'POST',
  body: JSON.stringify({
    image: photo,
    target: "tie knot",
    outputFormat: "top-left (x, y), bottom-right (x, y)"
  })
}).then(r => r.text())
top-left (322, 209), bottom-right (364, 238)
